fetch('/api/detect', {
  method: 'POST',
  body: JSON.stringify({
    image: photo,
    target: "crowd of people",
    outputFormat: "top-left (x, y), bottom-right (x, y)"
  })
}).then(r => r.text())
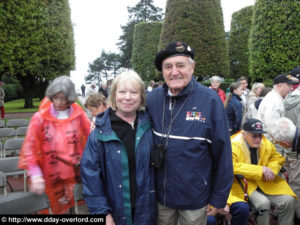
top-left (17, 41), bottom-right (300, 225)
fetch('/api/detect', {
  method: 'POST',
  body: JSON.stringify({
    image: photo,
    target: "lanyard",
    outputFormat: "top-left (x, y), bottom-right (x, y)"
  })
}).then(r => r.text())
top-left (160, 82), bottom-right (193, 147)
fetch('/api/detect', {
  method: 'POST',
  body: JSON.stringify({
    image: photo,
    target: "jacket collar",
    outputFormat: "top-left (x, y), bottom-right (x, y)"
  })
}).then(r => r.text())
top-left (162, 76), bottom-right (196, 98)
top-left (232, 93), bottom-right (242, 101)
top-left (95, 108), bottom-right (151, 136)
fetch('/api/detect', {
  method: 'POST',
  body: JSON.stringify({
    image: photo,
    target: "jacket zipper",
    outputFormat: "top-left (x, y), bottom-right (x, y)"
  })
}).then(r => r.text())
top-left (164, 97), bottom-right (176, 205)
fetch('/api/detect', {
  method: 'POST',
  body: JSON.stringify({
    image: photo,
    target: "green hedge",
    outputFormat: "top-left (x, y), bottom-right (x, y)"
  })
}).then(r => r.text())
top-left (3, 84), bottom-right (24, 102)
top-left (131, 21), bottom-right (162, 82)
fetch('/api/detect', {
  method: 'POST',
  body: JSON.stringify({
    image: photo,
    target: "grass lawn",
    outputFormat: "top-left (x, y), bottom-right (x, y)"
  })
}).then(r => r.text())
top-left (5, 98), bottom-right (84, 113)
top-left (5, 98), bottom-right (40, 113)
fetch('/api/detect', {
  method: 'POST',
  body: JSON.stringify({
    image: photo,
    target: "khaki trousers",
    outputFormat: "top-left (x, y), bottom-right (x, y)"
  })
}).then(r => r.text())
top-left (285, 155), bottom-right (300, 218)
top-left (157, 203), bottom-right (207, 225)
top-left (250, 190), bottom-right (295, 225)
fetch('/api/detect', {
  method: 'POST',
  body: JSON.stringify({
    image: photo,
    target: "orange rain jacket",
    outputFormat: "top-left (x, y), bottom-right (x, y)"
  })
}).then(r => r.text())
top-left (19, 98), bottom-right (90, 214)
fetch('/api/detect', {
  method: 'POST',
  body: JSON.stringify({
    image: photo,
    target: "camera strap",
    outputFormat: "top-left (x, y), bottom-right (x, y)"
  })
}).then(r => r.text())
top-left (161, 92), bottom-right (191, 148)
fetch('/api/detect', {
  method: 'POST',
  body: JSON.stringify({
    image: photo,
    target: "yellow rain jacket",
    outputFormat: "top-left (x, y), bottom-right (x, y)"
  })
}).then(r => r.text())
top-left (227, 132), bottom-right (296, 205)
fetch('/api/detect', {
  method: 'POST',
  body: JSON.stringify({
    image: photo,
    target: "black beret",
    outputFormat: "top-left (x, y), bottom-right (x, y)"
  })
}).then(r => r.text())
top-left (155, 41), bottom-right (195, 71)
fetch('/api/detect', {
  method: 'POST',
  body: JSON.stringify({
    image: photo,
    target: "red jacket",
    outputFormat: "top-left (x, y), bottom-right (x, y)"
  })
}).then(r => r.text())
top-left (210, 87), bottom-right (226, 103)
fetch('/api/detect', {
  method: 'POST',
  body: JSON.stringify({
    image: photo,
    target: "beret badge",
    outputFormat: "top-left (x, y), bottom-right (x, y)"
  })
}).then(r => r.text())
top-left (175, 42), bottom-right (185, 52)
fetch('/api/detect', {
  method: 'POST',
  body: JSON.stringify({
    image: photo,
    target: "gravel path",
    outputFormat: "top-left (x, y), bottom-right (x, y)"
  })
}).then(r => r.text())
top-left (5, 112), bottom-right (35, 119)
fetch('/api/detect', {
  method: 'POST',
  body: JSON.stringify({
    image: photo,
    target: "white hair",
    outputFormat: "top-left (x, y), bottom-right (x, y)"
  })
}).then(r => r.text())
top-left (211, 76), bottom-right (221, 82)
top-left (46, 76), bottom-right (76, 104)
top-left (188, 57), bottom-right (195, 65)
top-left (271, 117), bottom-right (296, 143)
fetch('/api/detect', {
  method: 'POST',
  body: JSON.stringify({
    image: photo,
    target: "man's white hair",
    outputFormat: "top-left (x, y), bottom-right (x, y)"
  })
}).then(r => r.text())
top-left (271, 117), bottom-right (296, 143)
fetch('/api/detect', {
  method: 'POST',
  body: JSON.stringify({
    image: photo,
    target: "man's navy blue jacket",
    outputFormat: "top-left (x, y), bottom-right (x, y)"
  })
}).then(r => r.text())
top-left (147, 77), bottom-right (233, 210)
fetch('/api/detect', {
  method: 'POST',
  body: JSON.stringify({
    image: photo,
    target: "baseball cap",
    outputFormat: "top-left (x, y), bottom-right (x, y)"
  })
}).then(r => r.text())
top-left (243, 118), bottom-right (267, 134)
top-left (291, 67), bottom-right (300, 80)
top-left (274, 74), bottom-right (298, 85)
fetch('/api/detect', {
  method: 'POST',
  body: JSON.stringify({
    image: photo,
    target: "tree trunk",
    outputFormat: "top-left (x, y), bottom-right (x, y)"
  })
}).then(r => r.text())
top-left (24, 90), bottom-right (34, 108)
top-left (18, 74), bottom-right (36, 108)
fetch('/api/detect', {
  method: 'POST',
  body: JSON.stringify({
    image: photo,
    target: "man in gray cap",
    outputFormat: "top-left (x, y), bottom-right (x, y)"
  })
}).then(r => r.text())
top-left (231, 118), bottom-right (296, 225)
top-left (146, 41), bottom-right (233, 224)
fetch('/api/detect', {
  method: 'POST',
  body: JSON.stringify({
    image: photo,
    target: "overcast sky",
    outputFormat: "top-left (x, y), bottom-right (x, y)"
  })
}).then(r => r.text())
top-left (69, 0), bottom-right (255, 90)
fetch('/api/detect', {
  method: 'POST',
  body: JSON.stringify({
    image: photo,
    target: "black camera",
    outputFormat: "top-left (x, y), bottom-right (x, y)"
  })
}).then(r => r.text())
top-left (150, 143), bottom-right (166, 168)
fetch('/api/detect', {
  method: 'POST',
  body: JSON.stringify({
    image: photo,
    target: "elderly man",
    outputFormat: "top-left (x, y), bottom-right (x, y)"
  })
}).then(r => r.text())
top-left (255, 74), bottom-right (298, 154)
top-left (272, 117), bottom-right (300, 224)
top-left (231, 118), bottom-right (296, 225)
top-left (146, 41), bottom-right (233, 225)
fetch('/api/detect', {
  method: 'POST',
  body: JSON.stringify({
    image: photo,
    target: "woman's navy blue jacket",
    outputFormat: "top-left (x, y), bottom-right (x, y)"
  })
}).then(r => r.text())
top-left (225, 93), bottom-right (243, 135)
top-left (146, 77), bottom-right (233, 210)
top-left (80, 108), bottom-right (157, 225)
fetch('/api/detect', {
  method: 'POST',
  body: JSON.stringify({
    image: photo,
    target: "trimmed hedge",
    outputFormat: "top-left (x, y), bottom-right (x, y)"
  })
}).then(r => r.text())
top-left (249, 1), bottom-right (300, 81)
top-left (3, 84), bottom-right (24, 102)
top-left (229, 6), bottom-right (253, 80)
top-left (158, 0), bottom-right (229, 80)
top-left (131, 21), bottom-right (162, 82)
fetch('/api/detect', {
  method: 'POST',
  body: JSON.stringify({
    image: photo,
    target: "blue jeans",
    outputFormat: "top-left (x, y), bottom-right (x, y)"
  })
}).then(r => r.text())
top-left (207, 202), bottom-right (249, 225)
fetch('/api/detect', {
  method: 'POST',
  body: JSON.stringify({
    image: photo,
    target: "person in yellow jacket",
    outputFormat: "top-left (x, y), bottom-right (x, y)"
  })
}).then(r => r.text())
top-left (230, 118), bottom-right (296, 225)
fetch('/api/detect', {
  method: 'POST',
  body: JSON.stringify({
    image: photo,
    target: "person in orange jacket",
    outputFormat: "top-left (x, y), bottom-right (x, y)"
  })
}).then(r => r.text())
top-left (19, 76), bottom-right (90, 214)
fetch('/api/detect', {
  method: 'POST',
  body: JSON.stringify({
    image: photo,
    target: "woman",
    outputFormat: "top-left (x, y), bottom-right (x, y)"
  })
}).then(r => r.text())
top-left (224, 81), bottom-right (243, 135)
top-left (247, 82), bottom-right (265, 108)
top-left (242, 82), bottom-right (265, 124)
top-left (19, 76), bottom-right (91, 214)
top-left (80, 70), bottom-right (156, 225)
top-left (244, 86), bottom-right (271, 122)
top-left (210, 75), bottom-right (226, 103)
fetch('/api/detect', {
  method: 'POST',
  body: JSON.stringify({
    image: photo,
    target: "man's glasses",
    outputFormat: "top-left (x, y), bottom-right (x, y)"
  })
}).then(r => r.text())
top-left (249, 133), bottom-right (263, 139)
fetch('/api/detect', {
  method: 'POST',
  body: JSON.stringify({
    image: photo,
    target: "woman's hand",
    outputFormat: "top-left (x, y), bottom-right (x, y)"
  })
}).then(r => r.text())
top-left (90, 117), bottom-right (96, 131)
top-left (106, 214), bottom-right (115, 225)
top-left (30, 176), bottom-right (45, 195)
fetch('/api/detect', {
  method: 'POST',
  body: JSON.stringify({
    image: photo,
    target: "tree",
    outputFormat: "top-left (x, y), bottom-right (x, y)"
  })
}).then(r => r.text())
top-left (86, 50), bottom-right (121, 84)
top-left (228, 6), bottom-right (253, 80)
top-left (0, 0), bottom-right (74, 108)
top-left (127, 0), bottom-right (164, 22)
top-left (249, 0), bottom-right (300, 81)
top-left (117, 0), bottom-right (163, 68)
top-left (159, 0), bottom-right (229, 80)
top-left (131, 22), bottom-right (162, 82)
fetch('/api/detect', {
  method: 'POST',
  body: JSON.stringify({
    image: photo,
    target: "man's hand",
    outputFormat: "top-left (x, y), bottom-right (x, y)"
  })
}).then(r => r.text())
top-left (217, 204), bottom-right (230, 215)
top-left (30, 176), bottom-right (45, 195)
top-left (262, 166), bottom-right (275, 182)
top-left (106, 214), bottom-right (115, 225)
top-left (206, 204), bottom-right (219, 216)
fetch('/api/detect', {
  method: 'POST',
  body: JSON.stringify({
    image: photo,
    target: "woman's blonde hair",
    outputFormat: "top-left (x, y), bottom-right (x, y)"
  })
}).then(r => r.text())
top-left (248, 82), bottom-right (265, 97)
top-left (108, 70), bottom-right (146, 111)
